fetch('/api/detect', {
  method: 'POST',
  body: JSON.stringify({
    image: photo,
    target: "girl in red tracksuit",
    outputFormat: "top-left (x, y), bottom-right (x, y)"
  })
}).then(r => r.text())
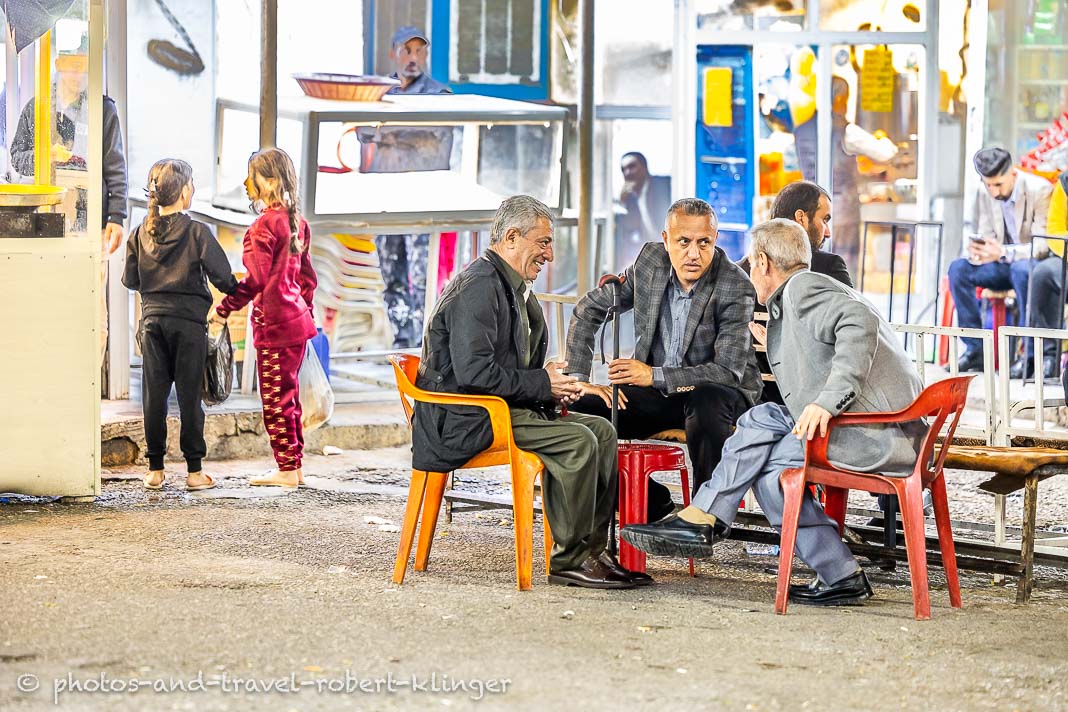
top-left (216, 148), bottom-right (318, 488)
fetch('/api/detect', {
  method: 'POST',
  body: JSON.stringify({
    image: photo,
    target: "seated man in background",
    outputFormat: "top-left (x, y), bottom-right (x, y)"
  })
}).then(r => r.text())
top-left (948, 148), bottom-right (1053, 377)
top-left (621, 219), bottom-right (925, 606)
top-left (739, 180), bottom-right (852, 287)
top-left (413, 195), bottom-right (646, 590)
top-left (566, 198), bottom-right (762, 520)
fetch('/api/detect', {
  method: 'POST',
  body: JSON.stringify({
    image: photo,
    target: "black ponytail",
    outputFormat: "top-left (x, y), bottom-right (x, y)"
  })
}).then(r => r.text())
top-left (143, 159), bottom-right (194, 238)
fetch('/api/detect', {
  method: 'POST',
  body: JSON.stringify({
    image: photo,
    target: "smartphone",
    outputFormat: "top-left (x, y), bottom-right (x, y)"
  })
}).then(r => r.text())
top-left (969, 234), bottom-right (986, 244)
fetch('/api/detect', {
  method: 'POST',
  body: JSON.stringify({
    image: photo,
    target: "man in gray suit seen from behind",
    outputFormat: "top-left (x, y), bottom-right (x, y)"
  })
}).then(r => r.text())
top-left (622, 218), bottom-right (925, 606)
top-left (566, 198), bottom-right (763, 521)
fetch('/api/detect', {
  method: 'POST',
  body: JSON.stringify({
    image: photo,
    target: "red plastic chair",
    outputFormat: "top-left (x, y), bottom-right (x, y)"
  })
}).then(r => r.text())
top-left (775, 375), bottom-right (974, 620)
top-left (617, 443), bottom-right (694, 576)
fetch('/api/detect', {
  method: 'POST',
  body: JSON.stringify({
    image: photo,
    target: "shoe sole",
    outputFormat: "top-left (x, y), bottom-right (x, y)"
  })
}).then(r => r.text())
top-left (620, 529), bottom-right (716, 559)
top-left (788, 590), bottom-right (873, 607)
top-left (547, 575), bottom-right (636, 590)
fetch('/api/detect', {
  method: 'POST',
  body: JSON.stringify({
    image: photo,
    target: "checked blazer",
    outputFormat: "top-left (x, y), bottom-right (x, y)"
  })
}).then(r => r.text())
top-left (566, 242), bottom-right (763, 404)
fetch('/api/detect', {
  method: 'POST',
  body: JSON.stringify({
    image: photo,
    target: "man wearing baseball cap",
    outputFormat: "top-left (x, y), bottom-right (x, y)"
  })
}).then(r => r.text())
top-left (388, 26), bottom-right (451, 95)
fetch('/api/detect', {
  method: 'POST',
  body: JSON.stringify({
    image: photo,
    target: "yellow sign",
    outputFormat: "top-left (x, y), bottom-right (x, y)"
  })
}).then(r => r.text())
top-left (703, 67), bottom-right (733, 127)
top-left (860, 47), bottom-right (894, 113)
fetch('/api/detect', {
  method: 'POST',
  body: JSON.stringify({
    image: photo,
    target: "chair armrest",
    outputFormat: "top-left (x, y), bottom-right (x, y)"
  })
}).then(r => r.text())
top-left (404, 388), bottom-right (517, 454)
top-left (801, 411), bottom-right (908, 470)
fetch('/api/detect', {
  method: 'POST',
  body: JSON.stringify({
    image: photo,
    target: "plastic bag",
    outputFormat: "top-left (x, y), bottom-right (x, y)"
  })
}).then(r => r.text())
top-left (202, 323), bottom-right (234, 405)
top-left (299, 340), bottom-right (334, 431)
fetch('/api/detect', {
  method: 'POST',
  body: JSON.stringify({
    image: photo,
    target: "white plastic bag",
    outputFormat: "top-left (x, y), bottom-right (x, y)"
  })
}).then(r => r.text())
top-left (299, 341), bottom-right (334, 431)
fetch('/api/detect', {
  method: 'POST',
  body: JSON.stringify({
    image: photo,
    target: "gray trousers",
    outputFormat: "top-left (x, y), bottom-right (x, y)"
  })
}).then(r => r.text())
top-left (510, 409), bottom-right (617, 571)
top-left (691, 403), bottom-right (858, 585)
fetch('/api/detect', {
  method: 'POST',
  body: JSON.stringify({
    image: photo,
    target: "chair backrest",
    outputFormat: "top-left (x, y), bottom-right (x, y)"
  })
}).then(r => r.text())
top-left (912, 376), bottom-right (974, 483)
top-left (389, 354), bottom-right (421, 428)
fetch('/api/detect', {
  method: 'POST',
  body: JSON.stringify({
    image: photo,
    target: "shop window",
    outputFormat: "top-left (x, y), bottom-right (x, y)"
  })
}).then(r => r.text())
top-left (595, 0), bottom-right (674, 106)
top-left (818, 0), bottom-right (926, 32)
top-left (448, 0), bottom-right (540, 86)
top-left (695, 0), bottom-right (804, 32)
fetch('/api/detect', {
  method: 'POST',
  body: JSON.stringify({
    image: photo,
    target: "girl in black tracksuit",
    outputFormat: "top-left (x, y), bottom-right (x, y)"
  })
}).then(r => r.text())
top-left (122, 159), bottom-right (237, 490)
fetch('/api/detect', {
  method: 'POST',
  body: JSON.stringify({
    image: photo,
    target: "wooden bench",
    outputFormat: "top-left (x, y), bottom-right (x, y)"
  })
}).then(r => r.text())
top-left (945, 445), bottom-right (1068, 602)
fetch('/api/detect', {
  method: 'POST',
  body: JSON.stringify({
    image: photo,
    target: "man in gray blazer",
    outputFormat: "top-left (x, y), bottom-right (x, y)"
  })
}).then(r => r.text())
top-left (566, 198), bottom-right (763, 520)
top-left (622, 218), bottom-right (926, 606)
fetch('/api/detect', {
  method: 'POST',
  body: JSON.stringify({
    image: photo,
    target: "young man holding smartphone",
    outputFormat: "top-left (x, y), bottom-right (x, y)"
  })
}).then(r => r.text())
top-left (947, 148), bottom-right (1053, 376)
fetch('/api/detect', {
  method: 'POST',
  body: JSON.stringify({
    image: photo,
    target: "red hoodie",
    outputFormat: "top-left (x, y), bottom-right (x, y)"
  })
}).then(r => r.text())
top-left (218, 206), bottom-right (317, 348)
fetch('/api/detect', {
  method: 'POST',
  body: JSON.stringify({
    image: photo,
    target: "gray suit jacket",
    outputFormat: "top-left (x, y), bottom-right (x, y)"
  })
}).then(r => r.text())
top-left (766, 270), bottom-right (925, 474)
top-left (566, 242), bottom-right (763, 404)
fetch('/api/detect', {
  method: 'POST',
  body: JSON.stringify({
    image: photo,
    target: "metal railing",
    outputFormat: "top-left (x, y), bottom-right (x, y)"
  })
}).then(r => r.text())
top-left (892, 323), bottom-right (997, 444)
top-left (997, 325), bottom-right (1068, 442)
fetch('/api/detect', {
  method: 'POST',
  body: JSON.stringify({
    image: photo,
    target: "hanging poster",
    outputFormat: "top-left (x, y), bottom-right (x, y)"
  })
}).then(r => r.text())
top-left (860, 47), bottom-right (895, 113)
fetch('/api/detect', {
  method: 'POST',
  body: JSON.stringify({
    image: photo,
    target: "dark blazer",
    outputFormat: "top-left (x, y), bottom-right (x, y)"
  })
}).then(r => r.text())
top-left (566, 242), bottom-right (763, 405)
top-left (411, 250), bottom-right (553, 472)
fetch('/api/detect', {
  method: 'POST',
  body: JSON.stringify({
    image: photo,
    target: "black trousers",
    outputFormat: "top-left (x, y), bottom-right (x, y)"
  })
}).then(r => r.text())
top-left (571, 383), bottom-right (751, 512)
top-left (140, 316), bottom-right (208, 473)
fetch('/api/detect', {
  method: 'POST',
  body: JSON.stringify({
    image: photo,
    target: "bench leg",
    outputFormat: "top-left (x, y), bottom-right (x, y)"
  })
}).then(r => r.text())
top-left (1016, 474), bottom-right (1039, 604)
top-left (993, 493), bottom-right (1007, 584)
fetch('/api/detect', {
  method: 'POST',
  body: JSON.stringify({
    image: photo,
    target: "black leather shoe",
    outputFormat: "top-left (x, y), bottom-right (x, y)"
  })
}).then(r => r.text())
top-left (788, 578), bottom-right (822, 597)
top-left (620, 514), bottom-right (730, 559)
top-left (1009, 357), bottom-right (1033, 380)
top-left (957, 350), bottom-right (984, 372)
top-left (597, 550), bottom-right (654, 586)
top-left (1043, 355), bottom-right (1058, 380)
top-left (548, 556), bottom-right (636, 590)
top-left (788, 569), bottom-right (873, 606)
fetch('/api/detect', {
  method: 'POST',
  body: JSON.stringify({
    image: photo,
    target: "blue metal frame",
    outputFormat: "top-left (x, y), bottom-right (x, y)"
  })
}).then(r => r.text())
top-left (430, 0), bottom-right (550, 100)
top-left (695, 45), bottom-right (754, 261)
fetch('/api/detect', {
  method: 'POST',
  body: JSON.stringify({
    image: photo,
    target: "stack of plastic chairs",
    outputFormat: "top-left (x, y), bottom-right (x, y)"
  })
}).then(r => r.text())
top-left (309, 233), bottom-right (392, 353)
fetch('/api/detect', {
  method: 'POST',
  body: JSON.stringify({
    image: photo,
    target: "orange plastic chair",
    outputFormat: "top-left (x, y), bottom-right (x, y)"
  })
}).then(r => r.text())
top-left (775, 375), bottom-right (974, 621)
top-left (389, 354), bottom-right (553, 591)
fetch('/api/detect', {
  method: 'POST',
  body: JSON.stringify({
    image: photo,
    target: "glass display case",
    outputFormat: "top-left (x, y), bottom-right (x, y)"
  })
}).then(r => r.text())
top-left (0, 0), bottom-right (103, 497)
top-left (213, 93), bottom-right (567, 227)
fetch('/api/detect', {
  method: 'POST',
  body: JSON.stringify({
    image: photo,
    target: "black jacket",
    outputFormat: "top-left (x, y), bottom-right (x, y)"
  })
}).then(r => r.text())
top-left (122, 214), bottom-right (238, 324)
top-left (11, 95), bottom-right (128, 227)
top-left (412, 250), bottom-right (553, 472)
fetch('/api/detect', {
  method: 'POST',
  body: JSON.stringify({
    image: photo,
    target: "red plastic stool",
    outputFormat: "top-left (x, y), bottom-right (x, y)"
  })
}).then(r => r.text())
top-left (937, 278), bottom-right (1013, 368)
top-left (617, 443), bottom-right (695, 576)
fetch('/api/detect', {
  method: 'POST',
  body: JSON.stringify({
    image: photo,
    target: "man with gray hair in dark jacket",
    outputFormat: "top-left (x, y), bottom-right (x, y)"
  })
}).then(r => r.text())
top-left (623, 218), bottom-right (925, 607)
top-left (412, 195), bottom-right (648, 590)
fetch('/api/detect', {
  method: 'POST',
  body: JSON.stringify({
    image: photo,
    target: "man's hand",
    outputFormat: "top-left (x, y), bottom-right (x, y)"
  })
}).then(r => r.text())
top-left (793, 404), bottom-right (833, 441)
top-left (608, 358), bottom-right (653, 387)
top-left (619, 181), bottom-right (639, 204)
top-left (545, 361), bottom-right (582, 406)
top-left (208, 313), bottom-right (227, 328)
top-left (102, 223), bottom-right (124, 254)
top-left (967, 237), bottom-right (1003, 265)
top-left (578, 382), bottom-right (628, 410)
top-left (749, 322), bottom-right (767, 348)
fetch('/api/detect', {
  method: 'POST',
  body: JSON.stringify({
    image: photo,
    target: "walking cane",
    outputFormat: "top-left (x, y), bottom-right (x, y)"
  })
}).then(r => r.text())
top-left (597, 273), bottom-right (625, 556)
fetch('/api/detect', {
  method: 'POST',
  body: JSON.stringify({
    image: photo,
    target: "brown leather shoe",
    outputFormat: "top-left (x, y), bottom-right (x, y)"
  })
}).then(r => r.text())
top-left (597, 550), bottom-right (654, 586)
top-left (548, 556), bottom-right (636, 590)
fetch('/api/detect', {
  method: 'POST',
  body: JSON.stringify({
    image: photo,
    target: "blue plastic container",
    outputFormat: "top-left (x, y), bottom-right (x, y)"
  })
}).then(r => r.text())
top-left (310, 328), bottom-right (330, 383)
